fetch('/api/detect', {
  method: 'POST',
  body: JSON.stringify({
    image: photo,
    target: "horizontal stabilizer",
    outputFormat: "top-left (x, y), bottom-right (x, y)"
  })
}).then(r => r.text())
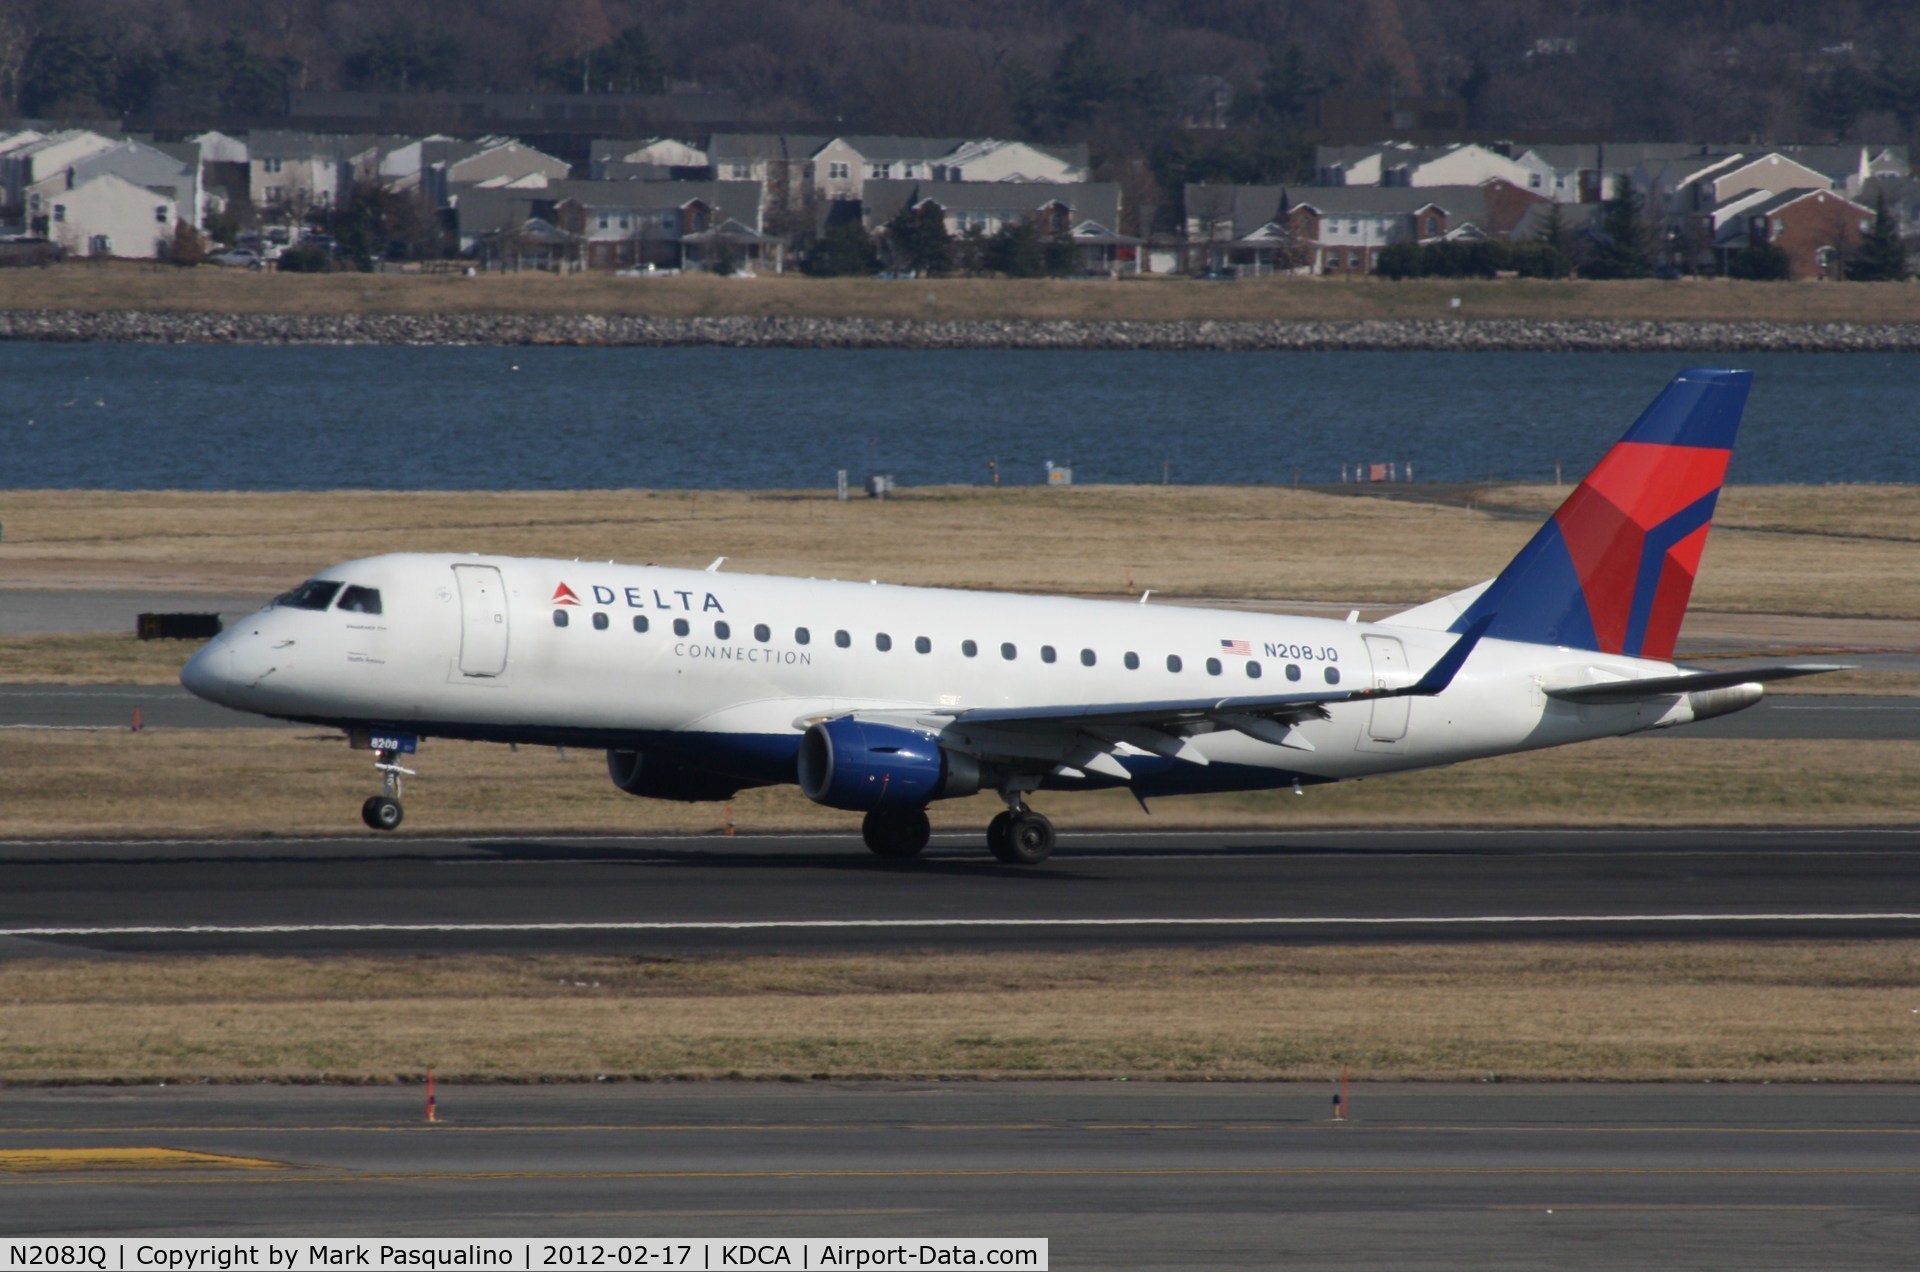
top-left (1544, 663), bottom-right (1852, 704)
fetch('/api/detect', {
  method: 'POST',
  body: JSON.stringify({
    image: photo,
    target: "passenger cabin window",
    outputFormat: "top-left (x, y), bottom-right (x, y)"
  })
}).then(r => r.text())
top-left (795, 627), bottom-right (811, 645)
top-left (1124, 652), bottom-right (1139, 670)
top-left (1325, 666), bottom-right (1341, 685)
top-left (1001, 642), bottom-right (1017, 660)
top-left (1080, 649), bottom-right (1096, 667)
top-left (835, 630), bottom-right (851, 648)
top-left (1246, 661), bottom-right (1262, 678)
top-left (1206, 657), bottom-right (1223, 676)
top-left (715, 621), bottom-right (731, 639)
top-left (336, 585), bottom-right (382, 615)
top-left (1285, 663), bottom-right (1301, 681)
top-left (632, 615), bottom-right (650, 633)
top-left (1041, 645), bottom-right (1057, 664)
top-left (1166, 654), bottom-right (1183, 673)
top-left (914, 636), bottom-right (932, 654)
top-left (673, 618), bottom-right (690, 636)
top-left (876, 633), bottom-right (893, 652)
top-left (962, 639), bottom-right (978, 658)
top-left (592, 612), bottom-right (609, 630)
top-left (275, 579), bottom-right (342, 611)
top-left (553, 609), bottom-right (570, 627)
top-left (754, 623), bottom-right (771, 642)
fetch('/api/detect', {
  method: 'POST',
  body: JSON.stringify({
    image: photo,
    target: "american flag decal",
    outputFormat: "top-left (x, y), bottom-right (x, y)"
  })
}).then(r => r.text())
top-left (1220, 638), bottom-right (1252, 656)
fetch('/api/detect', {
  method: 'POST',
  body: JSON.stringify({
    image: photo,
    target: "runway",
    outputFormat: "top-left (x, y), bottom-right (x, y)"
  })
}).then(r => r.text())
top-left (1, 827), bottom-right (1916, 956)
top-left (4, 1082), bottom-right (1916, 1267)
top-left (4, 683), bottom-right (1917, 739)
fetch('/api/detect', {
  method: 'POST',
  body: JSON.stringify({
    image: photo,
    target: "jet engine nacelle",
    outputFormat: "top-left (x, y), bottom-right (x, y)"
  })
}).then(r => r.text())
top-left (797, 718), bottom-right (981, 811)
top-left (607, 748), bottom-right (748, 803)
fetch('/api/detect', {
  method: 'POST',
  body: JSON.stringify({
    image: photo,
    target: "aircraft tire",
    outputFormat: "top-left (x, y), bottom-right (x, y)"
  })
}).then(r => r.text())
top-left (986, 811), bottom-right (1014, 859)
top-left (362, 794), bottom-right (404, 832)
top-left (996, 812), bottom-right (1054, 865)
top-left (862, 807), bottom-right (930, 859)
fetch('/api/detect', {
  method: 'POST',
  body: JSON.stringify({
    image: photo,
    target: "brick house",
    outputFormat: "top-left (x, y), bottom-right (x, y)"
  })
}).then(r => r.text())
top-left (1717, 187), bottom-right (1874, 280)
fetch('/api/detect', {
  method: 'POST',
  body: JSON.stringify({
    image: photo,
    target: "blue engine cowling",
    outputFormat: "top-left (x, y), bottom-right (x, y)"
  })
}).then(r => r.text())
top-left (797, 719), bottom-right (981, 811)
top-left (607, 749), bottom-right (750, 803)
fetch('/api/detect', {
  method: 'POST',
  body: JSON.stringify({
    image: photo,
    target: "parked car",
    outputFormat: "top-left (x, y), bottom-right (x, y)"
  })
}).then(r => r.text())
top-left (208, 249), bottom-right (262, 269)
top-left (1192, 268), bottom-right (1234, 281)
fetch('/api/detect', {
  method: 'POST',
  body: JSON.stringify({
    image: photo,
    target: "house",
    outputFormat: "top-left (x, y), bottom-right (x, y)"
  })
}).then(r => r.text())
top-left (456, 179), bottom-right (772, 272)
top-left (427, 137), bottom-right (570, 207)
top-left (248, 131), bottom-right (376, 214)
top-left (3, 129), bottom-right (119, 231)
top-left (861, 180), bottom-right (1136, 274)
top-left (589, 138), bottom-right (709, 178)
top-left (804, 136), bottom-right (962, 201)
top-left (46, 171), bottom-right (178, 259)
top-left (1315, 143), bottom-right (1528, 190)
top-left (1716, 187), bottom-right (1874, 280)
top-left (1185, 181), bottom-right (1546, 276)
top-left (1514, 142), bottom-right (1721, 205)
top-left (703, 133), bottom-right (1091, 208)
top-left (65, 139), bottom-right (203, 231)
top-left (931, 139), bottom-right (1089, 184)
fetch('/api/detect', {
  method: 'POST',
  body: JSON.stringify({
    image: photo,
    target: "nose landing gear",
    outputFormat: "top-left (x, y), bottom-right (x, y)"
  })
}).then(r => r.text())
top-left (360, 747), bottom-right (413, 831)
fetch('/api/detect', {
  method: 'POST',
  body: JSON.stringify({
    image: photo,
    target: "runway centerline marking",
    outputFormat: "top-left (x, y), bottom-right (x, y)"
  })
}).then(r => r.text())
top-left (4, 913), bottom-right (1919, 937)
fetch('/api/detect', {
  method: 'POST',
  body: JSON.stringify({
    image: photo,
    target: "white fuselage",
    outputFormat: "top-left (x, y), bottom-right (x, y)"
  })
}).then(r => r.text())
top-left (183, 552), bottom-right (1709, 799)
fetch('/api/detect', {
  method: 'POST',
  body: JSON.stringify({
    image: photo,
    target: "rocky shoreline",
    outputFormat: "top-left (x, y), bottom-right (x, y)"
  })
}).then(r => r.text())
top-left (3, 308), bottom-right (1919, 351)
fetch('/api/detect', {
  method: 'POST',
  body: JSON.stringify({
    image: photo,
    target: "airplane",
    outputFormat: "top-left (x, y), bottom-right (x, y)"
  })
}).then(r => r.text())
top-left (181, 368), bottom-right (1845, 864)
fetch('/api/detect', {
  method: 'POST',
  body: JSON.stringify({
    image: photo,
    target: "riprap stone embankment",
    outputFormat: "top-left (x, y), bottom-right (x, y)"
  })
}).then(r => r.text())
top-left (3, 309), bottom-right (1919, 351)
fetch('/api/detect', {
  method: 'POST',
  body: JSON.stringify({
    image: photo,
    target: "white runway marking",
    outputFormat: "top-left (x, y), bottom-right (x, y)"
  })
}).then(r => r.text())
top-left (4, 913), bottom-right (1918, 938)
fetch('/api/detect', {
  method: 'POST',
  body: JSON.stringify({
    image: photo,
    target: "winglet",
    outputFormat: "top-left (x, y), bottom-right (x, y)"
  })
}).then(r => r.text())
top-left (1406, 613), bottom-right (1493, 697)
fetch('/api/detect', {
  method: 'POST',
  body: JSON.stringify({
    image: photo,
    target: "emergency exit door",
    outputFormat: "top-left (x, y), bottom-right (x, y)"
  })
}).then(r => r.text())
top-left (452, 564), bottom-right (510, 677)
top-left (1357, 633), bottom-right (1411, 750)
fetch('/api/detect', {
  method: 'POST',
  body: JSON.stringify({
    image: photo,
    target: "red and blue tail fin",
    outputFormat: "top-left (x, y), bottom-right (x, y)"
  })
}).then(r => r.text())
top-left (1449, 368), bottom-right (1750, 661)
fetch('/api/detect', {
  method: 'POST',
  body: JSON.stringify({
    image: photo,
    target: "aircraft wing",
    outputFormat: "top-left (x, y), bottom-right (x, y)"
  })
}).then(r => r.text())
top-left (843, 618), bottom-right (1491, 779)
top-left (1543, 663), bottom-right (1853, 704)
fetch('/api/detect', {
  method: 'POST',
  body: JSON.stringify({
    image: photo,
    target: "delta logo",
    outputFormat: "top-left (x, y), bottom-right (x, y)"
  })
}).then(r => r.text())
top-left (551, 582), bottom-right (582, 606)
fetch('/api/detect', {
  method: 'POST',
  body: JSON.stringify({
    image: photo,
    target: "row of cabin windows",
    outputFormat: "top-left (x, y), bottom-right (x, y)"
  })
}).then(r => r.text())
top-left (552, 609), bottom-right (1341, 684)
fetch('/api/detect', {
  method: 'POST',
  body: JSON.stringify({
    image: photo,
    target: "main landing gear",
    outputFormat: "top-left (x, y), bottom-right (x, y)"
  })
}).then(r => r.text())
top-left (360, 746), bottom-right (414, 831)
top-left (862, 807), bottom-right (932, 859)
top-left (860, 791), bottom-right (1054, 866)
top-left (986, 795), bottom-right (1054, 865)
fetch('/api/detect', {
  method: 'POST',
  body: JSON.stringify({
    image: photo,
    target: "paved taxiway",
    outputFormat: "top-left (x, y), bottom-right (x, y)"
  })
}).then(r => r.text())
top-left (5, 1083), bottom-right (1917, 1268)
top-left (1, 827), bottom-right (1916, 956)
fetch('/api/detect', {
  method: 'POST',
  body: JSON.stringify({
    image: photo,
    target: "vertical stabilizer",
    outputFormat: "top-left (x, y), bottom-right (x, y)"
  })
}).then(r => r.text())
top-left (1449, 368), bottom-right (1750, 660)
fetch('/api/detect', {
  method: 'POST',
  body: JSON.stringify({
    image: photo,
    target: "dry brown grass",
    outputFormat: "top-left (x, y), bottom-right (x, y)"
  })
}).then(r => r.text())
top-left (4, 484), bottom-right (1917, 621)
top-left (2, 729), bottom-right (1915, 839)
top-left (8, 263), bottom-right (1920, 323)
top-left (0, 943), bottom-right (1912, 1083)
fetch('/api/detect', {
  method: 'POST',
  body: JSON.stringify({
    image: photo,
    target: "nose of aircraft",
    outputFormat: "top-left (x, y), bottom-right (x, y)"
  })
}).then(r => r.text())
top-left (180, 626), bottom-right (287, 710)
top-left (179, 633), bottom-right (235, 704)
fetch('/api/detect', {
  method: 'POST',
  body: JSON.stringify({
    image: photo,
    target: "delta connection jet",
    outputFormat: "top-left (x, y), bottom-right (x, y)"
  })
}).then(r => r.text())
top-left (181, 369), bottom-right (1843, 864)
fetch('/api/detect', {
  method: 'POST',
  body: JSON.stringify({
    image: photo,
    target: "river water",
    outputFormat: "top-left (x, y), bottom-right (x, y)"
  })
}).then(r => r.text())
top-left (2, 344), bottom-right (1914, 489)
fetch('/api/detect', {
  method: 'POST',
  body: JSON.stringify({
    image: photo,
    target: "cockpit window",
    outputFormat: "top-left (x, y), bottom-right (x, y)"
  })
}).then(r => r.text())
top-left (336, 585), bottom-right (383, 615)
top-left (274, 579), bottom-right (342, 611)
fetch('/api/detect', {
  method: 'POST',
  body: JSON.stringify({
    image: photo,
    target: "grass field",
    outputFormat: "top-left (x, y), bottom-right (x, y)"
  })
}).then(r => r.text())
top-left (5, 483), bottom-right (1918, 617)
top-left (2, 730), bottom-right (1915, 839)
top-left (1, 943), bottom-right (1912, 1084)
top-left (7, 263), bottom-right (1920, 324)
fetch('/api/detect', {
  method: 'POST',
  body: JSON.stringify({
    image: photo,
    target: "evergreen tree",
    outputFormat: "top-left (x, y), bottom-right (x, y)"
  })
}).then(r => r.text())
top-left (802, 221), bottom-right (877, 277)
top-left (989, 219), bottom-right (1048, 277)
top-left (885, 202), bottom-right (951, 276)
top-left (1727, 242), bottom-right (1790, 280)
top-left (596, 25), bottom-right (664, 94)
top-left (1580, 178), bottom-right (1654, 280)
top-left (1846, 192), bottom-right (1909, 281)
